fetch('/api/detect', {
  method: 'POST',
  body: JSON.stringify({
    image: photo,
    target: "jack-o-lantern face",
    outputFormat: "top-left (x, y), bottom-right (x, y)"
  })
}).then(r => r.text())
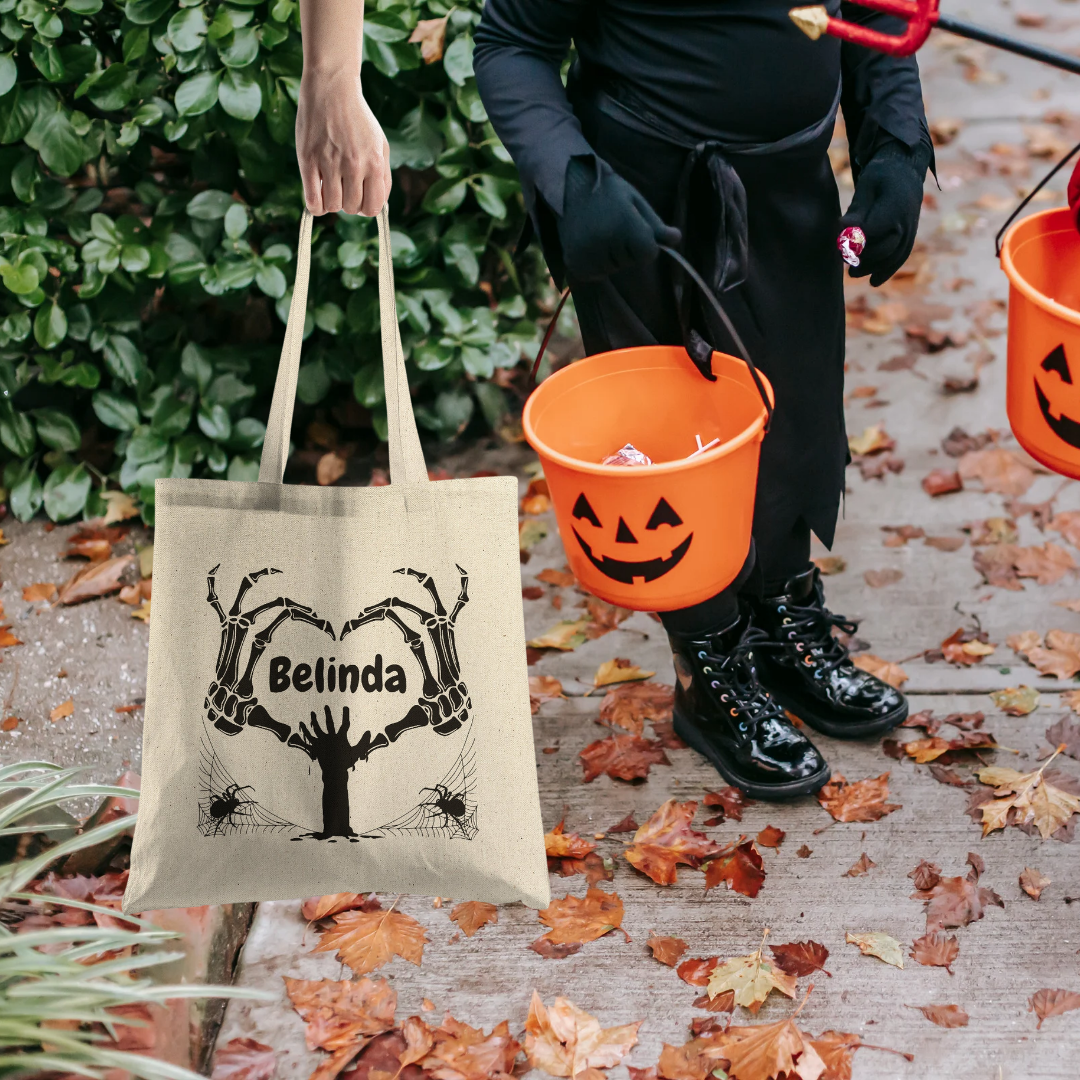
top-left (1035, 344), bottom-right (1080, 449)
top-left (570, 492), bottom-right (693, 584)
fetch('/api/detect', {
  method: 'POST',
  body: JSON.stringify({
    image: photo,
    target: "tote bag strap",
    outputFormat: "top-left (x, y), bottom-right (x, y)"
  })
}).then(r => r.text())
top-left (258, 205), bottom-right (429, 486)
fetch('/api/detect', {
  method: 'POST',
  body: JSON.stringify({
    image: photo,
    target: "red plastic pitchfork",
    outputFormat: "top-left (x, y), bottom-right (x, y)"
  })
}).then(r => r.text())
top-left (789, 0), bottom-right (1080, 74)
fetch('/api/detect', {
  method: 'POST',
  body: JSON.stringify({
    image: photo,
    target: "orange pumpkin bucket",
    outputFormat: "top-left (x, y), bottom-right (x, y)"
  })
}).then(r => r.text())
top-left (1001, 206), bottom-right (1080, 479)
top-left (523, 343), bottom-right (773, 612)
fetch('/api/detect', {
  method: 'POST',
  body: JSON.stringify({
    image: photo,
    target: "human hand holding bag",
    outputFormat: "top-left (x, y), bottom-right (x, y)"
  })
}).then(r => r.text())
top-left (125, 208), bottom-right (549, 911)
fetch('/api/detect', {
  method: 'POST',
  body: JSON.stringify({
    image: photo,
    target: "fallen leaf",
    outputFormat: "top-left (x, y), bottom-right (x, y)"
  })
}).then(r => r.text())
top-left (967, 516), bottom-right (1019, 546)
top-left (0, 625), bottom-right (22, 649)
top-left (677, 957), bottom-right (720, 986)
top-left (528, 939), bottom-right (583, 960)
top-left (703, 786), bottom-right (747, 823)
top-left (843, 853), bottom-right (876, 877)
top-left (283, 977), bottom-right (397, 1071)
top-left (703, 837), bottom-right (767, 898)
top-left (911, 1004), bottom-right (969, 1028)
top-left (706, 930), bottom-right (797, 1014)
top-left (50, 698), bottom-right (73, 722)
top-left (1014, 543), bottom-right (1077, 586)
top-left (599, 682), bottom-right (673, 735)
top-left (625, 800), bottom-right (724, 885)
top-left (930, 117), bottom-right (962, 145)
top-left (314, 908), bottom-right (427, 976)
top-left (848, 424), bottom-right (894, 456)
top-left (545, 821), bottom-right (597, 861)
top-left (608, 813), bottom-right (639, 833)
top-left (910, 932), bottom-right (959, 972)
top-left (302, 894), bottom-right (372, 922)
top-left (537, 568), bottom-right (576, 588)
top-left (656, 1035), bottom-right (724, 1079)
top-left (1045, 716), bottom-right (1080, 759)
top-left (537, 887), bottom-right (625, 945)
top-left (916, 874), bottom-right (1004, 932)
top-left (846, 931), bottom-right (904, 968)
top-left (925, 536), bottom-right (965, 552)
top-left (409, 15), bottom-right (448, 63)
top-left (1, 716), bottom-right (19, 731)
top-left (449, 901), bottom-right (497, 937)
top-left (317, 451), bottom-right (347, 486)
top-left (922, 466), bottom-right (964, 497)
top-left (755, 826), bottom-right (784, 849)
top-left (528, 619), bottom-right (589, 651)
top-left (521, 477), bottom-right (551, 515)
top-left (850, 654), bottom-right (908, 689)
top-left (593, 658), bottom-right (654, 689)
top-left (796, 844), bottom-right (812, 858)
top-left (769, 941), bottom-right (830, 978)
top-left (957, 448), bottom-right (1035, 496)
top-left (1008, 630), bottom-right (1080, 679)
top-left (1029, 988), bottom-right (1080, 1028)
top-left (22, 582), bottom-right (57, 602)
top-left (818, 773), bottom-right (902, 822)
top-left (58, 555), bottom-right (135, 605)
top-left (864, 568), bottom-right (903, 588)
top-left (530, 675), bottom-right (565, 714)
top-left (417, 1014), bottom-right (521, 1080)
top-left (519, 519), bottom-right (550, 553)
top-left (903, 732), bottom-right (997, 763)
top-left (714, 1014), bottom-right (826, 1080)
top-left (211, 1038), bottom-right (277, 1080)
top-left (908, 860), bottom-right (942, 890)
top-left (939, 628), bottom-right (996, 666)
top-left (524, 992), bottom-right (640, 1078)
top-left (580, 734), bottom-right (670, 783)
top-left (989, 685), bottom-right (1040, 716)
top-left (812, 556), bottom-right (846, 575)
top-left (131, 599), bottom-right (151, 622)
top-left (101, 490), bottom-right (140, 525)
top-left (1020, 867), bottom-right (1051, 900)
top-left (647, 933), bottom-right (688, 967)
top-left (977, 749), bottom-right (1080, 840)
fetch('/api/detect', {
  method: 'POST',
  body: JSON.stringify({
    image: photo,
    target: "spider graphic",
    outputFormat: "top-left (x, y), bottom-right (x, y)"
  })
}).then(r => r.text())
top-left (418, 783), bottom-right (472, 838)
top-left (202, 782), bottom-right (256, 835)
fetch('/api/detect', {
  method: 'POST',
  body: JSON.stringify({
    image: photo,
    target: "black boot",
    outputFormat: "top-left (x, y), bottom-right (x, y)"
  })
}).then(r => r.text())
top-left (749, 567), bottom-right (908, 739)
top-left (669, 615), bottom-right (831, 799)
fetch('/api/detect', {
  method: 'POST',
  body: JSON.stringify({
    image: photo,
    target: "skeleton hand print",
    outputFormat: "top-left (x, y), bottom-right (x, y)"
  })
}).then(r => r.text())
top-left (205, 565), bottom-right (336, 739)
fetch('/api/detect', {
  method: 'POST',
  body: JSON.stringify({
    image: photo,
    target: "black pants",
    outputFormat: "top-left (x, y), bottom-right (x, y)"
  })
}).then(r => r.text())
top-left (563, 97), bottom-right (848, 636)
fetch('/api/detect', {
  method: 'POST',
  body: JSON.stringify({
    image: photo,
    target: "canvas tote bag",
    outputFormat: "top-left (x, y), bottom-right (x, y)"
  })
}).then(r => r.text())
top-left (125, 208), bottom-right (550, 912)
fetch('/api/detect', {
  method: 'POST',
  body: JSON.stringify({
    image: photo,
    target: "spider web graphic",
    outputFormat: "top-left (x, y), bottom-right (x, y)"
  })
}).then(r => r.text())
top-left (373, 731), bottom-right (478, 840)
top-left (198, 724), bottom-right (300, 837)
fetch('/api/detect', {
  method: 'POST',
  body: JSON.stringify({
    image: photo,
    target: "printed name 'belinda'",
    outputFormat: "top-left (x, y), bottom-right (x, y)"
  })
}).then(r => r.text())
top-left (269, 655), bottom-right (406, 693)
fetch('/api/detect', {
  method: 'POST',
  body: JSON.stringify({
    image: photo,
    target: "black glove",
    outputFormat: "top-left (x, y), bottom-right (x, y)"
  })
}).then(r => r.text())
top-left (839, 138), bottom-right (930, 287)
top-left (556, 155), bottom-right (682, 282)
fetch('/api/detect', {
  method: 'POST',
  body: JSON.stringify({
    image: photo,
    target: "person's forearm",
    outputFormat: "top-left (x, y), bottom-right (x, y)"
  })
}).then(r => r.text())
top-left (299, 0), bottom-right (364, 75)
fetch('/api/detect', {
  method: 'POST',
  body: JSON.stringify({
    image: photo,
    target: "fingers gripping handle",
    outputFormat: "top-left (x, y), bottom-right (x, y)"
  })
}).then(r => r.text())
top-left (257, 206), bottom-right (428, 486)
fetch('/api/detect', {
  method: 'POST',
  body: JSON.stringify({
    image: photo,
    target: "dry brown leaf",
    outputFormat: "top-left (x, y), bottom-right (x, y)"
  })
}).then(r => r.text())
top-left (706, 931), bottom-right (797, 1014)
top-left (579, 733), bottom-right (669, 783)
top-left (957, 448), bottom-right (1035, 496)
top-left (845, 931), bottom-right (904, 968)
top-left (417, 1014), bottom-right (522, 1080)
top-left (911, 1004), bottom-right (969, 1028)
top-left (545, 820), bottom-right (597, 861)
top-left (449, 901), bottom-right (497, 937)
top-left (211, 1037), bottom-right (277, 1080)
top-left (58, 554), bottom-right (134, 605)
top-left (0, 624), bottom-right (22, 650)
top-left (625, 800), bottom-right (724, 885)
top-left (796, 844), bottom-right (812, 858)
top-left (977, 749), bottom-right (1080, 840)
top-left (598, 682), bottom-right (673, 735)
top-left (301, 894), bottom-right (372, 922)
top-left (989, 685), bottom-right (1040, 715)
top-left (1029, 988), bottom-right (1080, 1028)
top-left (677, 957), bottom-right (719, 987)
top-left (283, 976), bottom-right (397, 1055)
top-left (528, 619), bottom-right (589, 651)
top-left (1015, 543), bottom-right (1077, 586)
top-left (524, 992), bottom-right (641, 1078)
top-left (812, 555), bottom-right (846, 575)
top-left (702, 786), bottom-right (746, 823)
top-left (536, 568), bottom-right (576, 588)
top-left (817, 773), bottom-right (901, 822)
top-left (1045, 716), bottom-right (1080, 759)
top-left (1020, 867), bottom-right (1051, 900)
top-left (925, 536), bottom-right (965, 552)
top-left (593, 659), bottom-right (654, 689)
top-left (843, 852), bottom-right (876, 877)
top-left (910, 932), bottom-right (959, 972)
top-left (529, 675), bottom-right (565, 714)
top-left (317, 451), bottom-right (347, 486)
top-left (22, 582), bottom-right (57, 602)
top-left (703, 838), bottom-right (767, 898)
top-left (314, 908), bottom-right (427, 976)
top-left (768, 941), bottom-right (830, 978)
top-left (714, 1016), bottom-right (826, 1080)
top-left (922, 468), bottom-right (963, 496)
top-left (1050, 511), bottom-right (1080, 549)
top-left (851, 654), bottom-right (908, 688)
top-left (916, 873), bottom-right (1004, 932)
top-left (848, 424), bottom-right (894, 456)
top-left (537, 886), bottom-right (625, 945)
top-left (647, 932), bottom-right (688, 967)
top-left (755, 825), bottom-right (785, 849)
top-left (521, 478), bottom-right (551, 516)
top-left (50, 698), bottom-right (73, 722)
top-left (864, 568), bottom-right (903, 588)
top-left (101, 490), bottom-right (140, 525)
top-left (408, 15), bottom-right (448, 63)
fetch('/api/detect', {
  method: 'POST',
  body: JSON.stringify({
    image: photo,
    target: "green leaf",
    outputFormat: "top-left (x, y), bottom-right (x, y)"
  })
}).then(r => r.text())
top-left (167, 4), bottom-right (206, 52)
top-left (124, 0), bottom-right (173, 25)
top-left (353, 362), bottom-right (384, 407)
top-left (0, 51), bottom-right (16, 97)
top-left (296, 359), bottom-right (330, 404)
top-left (0, 85), bottom-right (36, 144)
top-left (123, 25), bottom-right (149, 62)
top-left (230, 415), bottom-right (265, 449)
top-left (219, 25), bottom-right (258, 67)
top-left (33, 301), bottom-right (66, 348)
top-left (102, 333), bottom-right (145, 385)
top-left (205, 372), bottom-right (254, 407)
top-left (443, 34), bottom-right (473, 86)
top-left (454, 79), bottom-right (487, 123)
top-left (33, 407), bottom-right (80, 451)
top-left (60, 361), bottom-right (99, 388)
top-left (126, 427), bottom-right (169, 463)
top-left (223, 201), bottom-right (248, 238)
top-left (91, 390), bottom-right (139, 432)
top-left (83, 63), bottom-right (137, 111)
top-left (255, 263), bottom-right (286, 298)
top-left (175, 70), bottom-right (220, 116)
top-left (151, 391), bottom-right (191, 437)
top-left (10, 466), bottom-right (42, 521)
top-left (264, 80), bottom-right (295, 145)
top-left (64, 0), bottom-right (103, 13)
top-left (314, 301), bottom-right (343, 334)
top-left (386, 105), bottom-right (442, 170)
top-left (180, 341), bottom-right (213, 391)
top-left (186, 188), bottom-right (233, 219)
top-left (197, 400), bottom-right (230, 440)
top-left (473, 174), bottom-right (507, 219)
top-left (0, 400), bottom-right (36, 455)
top-left (25, 107), bottom-right (85, 176)
top-left (43, 461), bottom-right (91, 521)
top-left (31, 39), bottom-right (66, 81)
top-left (0, 260), bottom-right (39, 294)
top-left (218, 67), bottom-right (261, 120)
top-left (363, 10), bottom-right (409, 41)
top-left (422, 177), bottom-right (467, 215)
top-left (227, 455), bottom-right (259, 481)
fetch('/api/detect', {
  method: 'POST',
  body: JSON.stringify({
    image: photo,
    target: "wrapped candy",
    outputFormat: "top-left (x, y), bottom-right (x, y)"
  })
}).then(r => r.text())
top-left (602, 442), bottom-right (653, 467)
top-left (837, 225), bottom-right (866, 268)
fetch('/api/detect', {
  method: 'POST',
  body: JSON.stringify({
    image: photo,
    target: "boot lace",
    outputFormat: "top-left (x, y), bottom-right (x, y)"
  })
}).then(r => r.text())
top-left (772, 596), bottom-right (859, 679)
top-left (696, 625), bottom-right (789, 730)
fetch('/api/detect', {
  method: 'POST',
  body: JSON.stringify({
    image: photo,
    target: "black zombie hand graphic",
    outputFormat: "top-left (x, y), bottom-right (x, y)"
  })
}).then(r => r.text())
top-left (205, 565), bottom-right (335, 739)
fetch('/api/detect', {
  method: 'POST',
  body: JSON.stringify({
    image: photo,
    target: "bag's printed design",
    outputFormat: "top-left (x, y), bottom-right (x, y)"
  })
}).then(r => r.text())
top-left (198, 562), bottom-right (476, 843)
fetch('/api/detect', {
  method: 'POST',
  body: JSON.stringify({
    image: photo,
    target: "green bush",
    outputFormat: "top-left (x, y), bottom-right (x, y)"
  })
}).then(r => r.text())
top-left (0, 0), bottom-right (550, 525)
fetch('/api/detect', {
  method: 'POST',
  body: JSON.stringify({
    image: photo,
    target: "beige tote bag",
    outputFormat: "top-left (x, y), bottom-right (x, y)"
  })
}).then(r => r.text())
top-left (125, 208), bottom-right (549, 912)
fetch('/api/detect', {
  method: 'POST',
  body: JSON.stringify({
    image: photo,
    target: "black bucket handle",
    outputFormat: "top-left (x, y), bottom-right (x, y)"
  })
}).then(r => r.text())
top-left (995, 136), bottom-right (1080, 258)
top-left (528, 246), bottom-right (774, 433)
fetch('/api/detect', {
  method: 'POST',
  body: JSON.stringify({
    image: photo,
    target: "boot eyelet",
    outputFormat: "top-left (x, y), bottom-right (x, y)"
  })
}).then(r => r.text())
top-left (720, 694), bottom-right (729, 702)
top-left (795, 642), bottom-right (804, 651)
top-left (738, 721), bottom-right (748, 732)
top-left (702, 665), bottom-right (713, 674)
top-left (697, 650), bottom-right (707, 660)
top-left (711, 681), bottom-right (720, 689)
top-left (729, 708), bottom-right (738, 717)
top-left (814, 670), bottom-right (824, 680)
top-left (777, 605), bottom-right (786, 613)
top-left (788, 631), bottom-right (796, 639)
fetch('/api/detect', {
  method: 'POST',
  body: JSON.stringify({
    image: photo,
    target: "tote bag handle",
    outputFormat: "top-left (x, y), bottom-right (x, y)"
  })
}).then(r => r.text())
top-left (258, 206), bottom-right (429, 486)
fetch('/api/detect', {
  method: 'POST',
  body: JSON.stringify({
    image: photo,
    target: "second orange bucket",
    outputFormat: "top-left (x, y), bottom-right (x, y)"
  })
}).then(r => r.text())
top-left (522, 345), bottom-right (773, 612)
top-left (1001, 206), bottom-right (1080, 479)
